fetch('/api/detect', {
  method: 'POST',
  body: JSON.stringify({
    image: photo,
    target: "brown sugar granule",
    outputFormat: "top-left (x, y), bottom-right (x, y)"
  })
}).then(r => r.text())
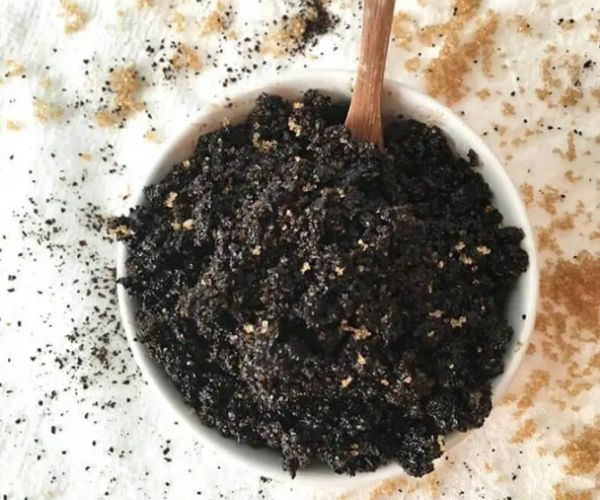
top-left (541, 252), bottom-right (600, 332)
top-left (559, 87), bottom-right (583, 107)
top-left (109, 224), bottom-right (135, 239)
top-left (476, 88), bottom-right (492, 100)
top-left (537, 226), bottom-right (561, 254)
top-left (536, 211), bottom-right (578, 255)
top-left (425, 12), bottom-right (499, 105)
top-left (169, 12), bottom-right (185, 32)
top-left (137, 0), bottom-right (153, 8)
top-left (592, 88), bottom-right (600, 103)
top-left (369, 478), bottom-right (409, 499)
top-left (519, 182), bottom-right (534, 207)
top-left (536, 88), bottom-right (551, 101)
top-left (514, 369), bottom-right (550, 415)
top-left (551, 397), bottom-right (567, 412)
top-left (590, 353), bottom-right (600, 370)
top-left (200, 0), bottom-right (229, 35)
top-left (369, 474), bottom-right (439, 499)
top-left (539, 185), bottom-right (562, 215)
top-left (339, 320), bottom-right (371, 341)
top-left (553, 131), bottom-right (577, 162)
top-left (33, 98), bottom-right (64, 122)
top-left (591, 17), bottom-right (600, 42)
top-left (564, 170), bottom-right (582, 183)
top-left (95, 65), bottom-right (144, 127)
top-left (499, 392), bottom-right (518, 406)
top-left (535, 310), bottom-right (573, 363)
top-left (59, 0), bottom-right (87, 34)
top-left (261, 1), bottom-right (336, 57)
top-left (5, 59), bottom-right (25, 77)
top-left (536, 58), bottom-right (561, 103)
top-left (96, 114), bottom-right (120, 128)
top-left (525, 126), bottom-right (543, 138)
top-left (553, 483), bottom-right (595, 500)
top-left (560, 55), bottom-right (583, 82)
top-left (555, 417), bottom-right (600, 476)
top-left (450, 316), bottom-right (467, 328)
top-left (472, 14), bottom-right (498, 78)
top-left (170, 44), bottom-right (202, 72)
top-left (550, 212), bottom-right (578, 233)
top-left (557, 379), bottom-right (593, 398)
top-left (511, 418), bottom-right (538, 444)
top-left (164, 191), bottom-right (178, 209)
top-left (143, 129), bottom-right (161, 143)
top-left (263, 19), bottom-right (311, 56)
top-left (502, 102), bottom-right (516, 116)
top-left (418, 0), bottom-right (481, 45)
top-left (542, 58), bottom-right (561, 88)
top-left (453, 0), bottom-right (481, 19)
top-left (418, 22), bottom-right (448, 47)
top-left (566, 131), bottom-right (577, 161)
top-left (78, 153), bottom-right (92, 162)
top-left (404, 57), bottom-right (420, 72)
top-left (340, 376), bottom-right (353, 389)
top-left (422, 472), bottom-right (440, 498)
top-left (6, 120), bottom-right (22, 131)
top-left (392, 12), bottom-right (416, 49)
top-left (510, 15), bottom-right (532, 35)
top-left (558, 19), bottom-right (577, 31)
top-left (201, 12), bottom-right (224, 35)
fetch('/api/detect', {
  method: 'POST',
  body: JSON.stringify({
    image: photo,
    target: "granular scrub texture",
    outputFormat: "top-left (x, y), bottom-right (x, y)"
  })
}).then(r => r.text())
top-left (114, 91), bottom-right (529, 477)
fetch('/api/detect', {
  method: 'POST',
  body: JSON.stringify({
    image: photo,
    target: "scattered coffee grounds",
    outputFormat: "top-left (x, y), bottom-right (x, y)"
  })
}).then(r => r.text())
top-left (114, 91), bottom-right (528, 477)
top-left (269, 0), bottom-right (338, 56)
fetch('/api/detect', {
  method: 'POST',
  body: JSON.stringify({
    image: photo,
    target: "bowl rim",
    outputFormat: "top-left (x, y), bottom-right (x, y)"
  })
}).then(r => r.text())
top-left (117, 69), bottom-right (539, 487)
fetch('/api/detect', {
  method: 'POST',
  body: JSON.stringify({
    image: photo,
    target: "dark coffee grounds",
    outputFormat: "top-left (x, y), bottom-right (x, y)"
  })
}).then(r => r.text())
top-left (115, 91), bottom-right (528, 477)
top-left (278, 0), bottom-right (338, 55)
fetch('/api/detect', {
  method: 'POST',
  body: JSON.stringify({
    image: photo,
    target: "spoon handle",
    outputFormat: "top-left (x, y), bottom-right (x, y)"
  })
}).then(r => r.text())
top-left (345, 0), bottom-right (396, 148)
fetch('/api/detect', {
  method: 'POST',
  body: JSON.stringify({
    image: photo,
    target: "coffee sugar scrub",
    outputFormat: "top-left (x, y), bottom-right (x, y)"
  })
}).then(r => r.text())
top-left (114, 91), bottom-right (528, 477)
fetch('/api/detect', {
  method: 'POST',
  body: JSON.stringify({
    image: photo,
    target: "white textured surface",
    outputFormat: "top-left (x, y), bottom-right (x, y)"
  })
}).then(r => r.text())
top-left (1, 1), bottom-right (599, 499)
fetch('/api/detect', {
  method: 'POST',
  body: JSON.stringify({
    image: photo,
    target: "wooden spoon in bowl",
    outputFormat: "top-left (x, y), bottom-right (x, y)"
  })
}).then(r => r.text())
top-left (345, 0), bottom-right (397, 149)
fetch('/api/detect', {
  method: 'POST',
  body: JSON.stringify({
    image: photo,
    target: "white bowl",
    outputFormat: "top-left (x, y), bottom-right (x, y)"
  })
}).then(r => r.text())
top-left (117, 70), bottom-right (539, 487)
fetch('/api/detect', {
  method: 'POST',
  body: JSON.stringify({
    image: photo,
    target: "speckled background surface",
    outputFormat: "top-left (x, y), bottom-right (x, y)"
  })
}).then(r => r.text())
top-left (0, 1), bottom-right (599, 499)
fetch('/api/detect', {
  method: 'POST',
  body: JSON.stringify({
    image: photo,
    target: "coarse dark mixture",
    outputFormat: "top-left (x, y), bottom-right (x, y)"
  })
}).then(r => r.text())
top-left (278, 0), bottom-right (338, 55)
top-left (114, 91), bottom-right (528, 477)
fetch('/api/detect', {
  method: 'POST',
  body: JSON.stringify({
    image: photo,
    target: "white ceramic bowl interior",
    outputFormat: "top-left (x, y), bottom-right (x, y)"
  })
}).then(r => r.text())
top-left (117, 70), bottom-right (539, 487)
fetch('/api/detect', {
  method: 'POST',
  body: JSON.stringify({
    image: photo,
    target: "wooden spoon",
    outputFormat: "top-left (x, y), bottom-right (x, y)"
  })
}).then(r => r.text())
top-left (345, 0), bottom-right (397, 149)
